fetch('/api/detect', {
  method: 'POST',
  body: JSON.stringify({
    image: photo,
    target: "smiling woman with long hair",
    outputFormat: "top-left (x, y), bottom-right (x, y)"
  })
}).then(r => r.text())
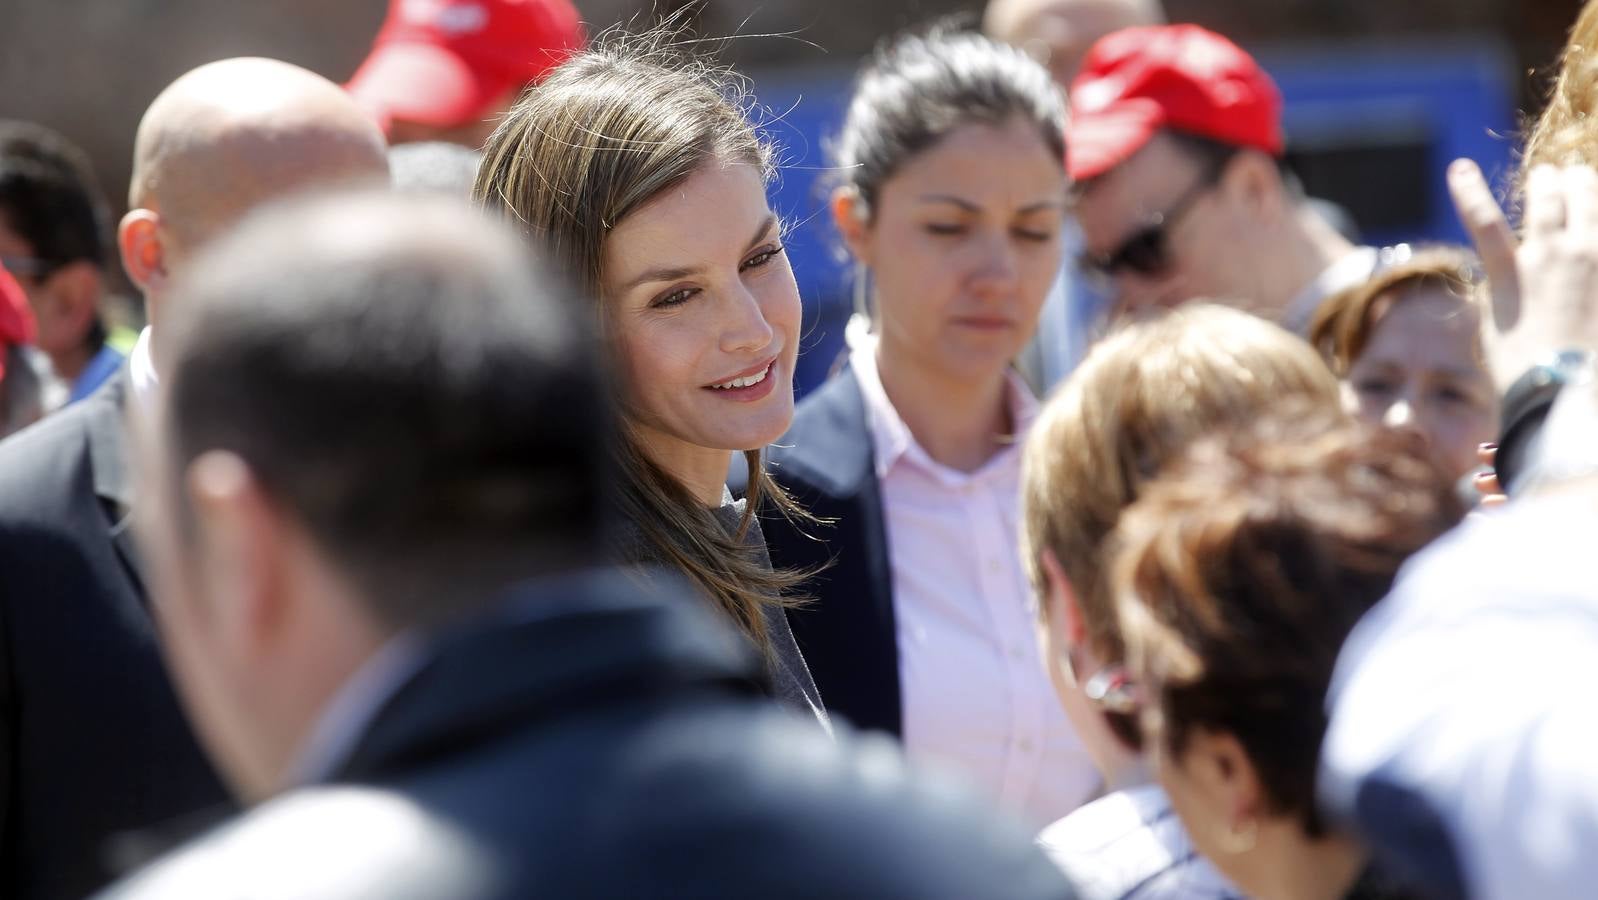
top-left (475, 33), bottom-right (826, 727)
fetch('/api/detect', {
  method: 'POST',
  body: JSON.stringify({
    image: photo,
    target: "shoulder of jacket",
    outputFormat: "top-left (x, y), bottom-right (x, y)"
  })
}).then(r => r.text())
top-left (0, 401), bottom-right (104, 521)
top-left (101, 787), bottom-right (500, 900)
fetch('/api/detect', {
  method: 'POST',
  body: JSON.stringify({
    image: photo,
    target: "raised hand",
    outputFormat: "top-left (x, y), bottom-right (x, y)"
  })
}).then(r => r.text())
top-left (1448, 160), bottom-right (1598, 391)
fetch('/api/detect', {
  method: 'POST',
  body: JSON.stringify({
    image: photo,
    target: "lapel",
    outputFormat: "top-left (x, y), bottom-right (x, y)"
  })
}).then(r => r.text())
top-left (82, 371), bottom-right (146, 597)
top-left (779, 365), bottom-right (876, 499)
top-left (778, 368), bottom-right (902, 733)
top-left (782, 365), bottom-right (895, 610)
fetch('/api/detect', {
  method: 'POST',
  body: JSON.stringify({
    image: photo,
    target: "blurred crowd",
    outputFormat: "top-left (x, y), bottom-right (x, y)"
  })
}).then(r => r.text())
top-left (1, 0), bottom-right (1596, 898)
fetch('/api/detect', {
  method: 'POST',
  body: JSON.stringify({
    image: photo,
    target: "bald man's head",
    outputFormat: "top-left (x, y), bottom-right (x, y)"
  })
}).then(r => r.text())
top-left (985, 0), bottom-right (1164, 88)
top-left (122, 58), bottom-right (389, 313)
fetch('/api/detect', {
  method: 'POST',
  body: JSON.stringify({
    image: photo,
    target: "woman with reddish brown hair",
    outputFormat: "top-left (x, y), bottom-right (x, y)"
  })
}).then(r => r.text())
top-left (1308, 247), bottom-right (1498, 483)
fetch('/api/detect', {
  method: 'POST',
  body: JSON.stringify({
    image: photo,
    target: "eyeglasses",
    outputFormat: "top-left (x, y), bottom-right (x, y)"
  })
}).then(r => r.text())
top-left (1080, 158), bottom-right (1229, 281)
top-left (0, 256), bottom-right (60, 281)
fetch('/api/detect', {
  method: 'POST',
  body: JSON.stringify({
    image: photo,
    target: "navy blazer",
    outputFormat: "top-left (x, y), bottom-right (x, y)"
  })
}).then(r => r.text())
top-left (751, 366), bottom-right (904, 737)
top-left (103, 569), bottom-right (1078, 900)
top-left (0, 373), bottom-right (233, 898)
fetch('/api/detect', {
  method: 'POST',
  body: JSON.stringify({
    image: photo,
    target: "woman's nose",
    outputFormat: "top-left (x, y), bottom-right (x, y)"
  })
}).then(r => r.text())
top-left (719, 286), bottom-right (775, 354)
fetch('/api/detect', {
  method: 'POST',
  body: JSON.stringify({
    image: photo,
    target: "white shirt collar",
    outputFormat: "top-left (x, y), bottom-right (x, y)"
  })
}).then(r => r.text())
top-left (1282, 245), bottom-right (1382, 335)
top-left (129, 326), bottom-right (159, 409)
top-left (286, 631), bottom-right (428, 788)
top-left (849, 335), bottom-right (1038, 484)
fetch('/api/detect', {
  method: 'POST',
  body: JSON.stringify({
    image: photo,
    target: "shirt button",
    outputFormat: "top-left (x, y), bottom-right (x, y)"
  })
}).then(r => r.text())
top-left (1017, 738), bottom-right (1035, 753)
top-left (1008, 646), bottom-right (1026, 661)
top-left (986, 559), bottom-right (1002, 574)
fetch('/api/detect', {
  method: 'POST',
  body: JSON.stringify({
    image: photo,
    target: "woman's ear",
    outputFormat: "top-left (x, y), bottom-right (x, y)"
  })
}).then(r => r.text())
top-left (1040, 548), bottom-right (1089, 648)
top-left (1035, 547), bottom-right (1145, 786)
top-left (1180, 727), bottom-right (1265, 830)
top-left (830, 186), bottom-right (873, 267)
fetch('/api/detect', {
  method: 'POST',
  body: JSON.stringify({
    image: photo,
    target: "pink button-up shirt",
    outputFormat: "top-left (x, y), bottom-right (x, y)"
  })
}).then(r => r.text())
top-left (851, 344), bottom-right (1099, 828)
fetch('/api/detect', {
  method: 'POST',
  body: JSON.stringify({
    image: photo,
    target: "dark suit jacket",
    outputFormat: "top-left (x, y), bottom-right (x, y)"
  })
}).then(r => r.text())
top-left (101, 568), bottom-right (1077, 900)
top-left (750, 367), bottom-right (905, 737)
top-left (0, 374), bottom-right (232, 899)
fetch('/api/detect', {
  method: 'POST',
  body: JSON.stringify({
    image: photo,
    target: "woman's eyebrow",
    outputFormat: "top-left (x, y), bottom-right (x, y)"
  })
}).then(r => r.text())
top-left (622, 214), bottom-right (779, 290)
top-left (917, 194), bottom-right (1065, 214)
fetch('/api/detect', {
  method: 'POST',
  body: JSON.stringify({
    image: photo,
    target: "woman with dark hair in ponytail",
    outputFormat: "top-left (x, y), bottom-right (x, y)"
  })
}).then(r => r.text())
top-left (755, 25), bottom-right (1097, 822)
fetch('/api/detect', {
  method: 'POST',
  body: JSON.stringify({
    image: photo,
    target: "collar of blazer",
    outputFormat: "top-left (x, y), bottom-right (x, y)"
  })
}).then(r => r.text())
top-left (80, 367), bottom-right (146, 595)
top-left (331, 567), bottom-right (763, 784)
top-left (771, 365), bottom-right (875, 500)
top-left (84, 368), bottom-right (135, 516)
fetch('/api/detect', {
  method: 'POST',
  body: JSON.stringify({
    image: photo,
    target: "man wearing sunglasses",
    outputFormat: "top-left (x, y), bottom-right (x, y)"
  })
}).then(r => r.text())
top-left (0, 120), bottom-right (126, 405)
top-left (985, 0), bottom-right (1166, 393)
top-left (1067, 25), bottom-right (1376, 332)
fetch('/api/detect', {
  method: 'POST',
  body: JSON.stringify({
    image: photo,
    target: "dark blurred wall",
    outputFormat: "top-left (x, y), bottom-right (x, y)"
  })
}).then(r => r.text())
top-left (0, 0), bottom-right (1579, 261)
top-left (3, 1), bottom-right (388, 219)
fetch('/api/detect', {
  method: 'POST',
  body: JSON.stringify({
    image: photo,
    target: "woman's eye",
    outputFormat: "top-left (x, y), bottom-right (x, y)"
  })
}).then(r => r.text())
top-left (925, 223), bottom-right (966, 236)
top-left (651, 287), bottom-right (697, 309)
top-left (1354, 378), bottom-right (1397, 397)
top-left (740, 244), bottom-right (785, 272)
top-left (1014, 228), bottom-right (1055, 243)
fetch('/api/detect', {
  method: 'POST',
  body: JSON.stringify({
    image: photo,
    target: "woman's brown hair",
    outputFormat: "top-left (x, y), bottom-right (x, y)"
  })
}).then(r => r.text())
top-left (1307, 246), bottom-right (1482, 376)
top-left (474, 33), bottom-right (809, 656)
top-left (1020, 304), bottom-right (1341, 671)
top-left (1113, 411), bottom-right (1464, 834)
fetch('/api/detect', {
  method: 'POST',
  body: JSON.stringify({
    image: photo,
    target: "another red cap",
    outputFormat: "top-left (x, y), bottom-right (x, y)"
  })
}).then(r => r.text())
top-left (1065, 24), bottom-right (1284, 182)
top-left (346, 0), bottom-right (585, 133)
top-left (0, 263), bottom-right (37, 381)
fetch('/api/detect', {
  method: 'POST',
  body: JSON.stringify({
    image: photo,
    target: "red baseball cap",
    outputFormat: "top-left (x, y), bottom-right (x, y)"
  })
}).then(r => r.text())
top-left (1065, 24), bottom-right (1284, 182)
top-left (346, 0), bottom-right (585, 134)
top-left (0, 263), bottom-right (36, 381)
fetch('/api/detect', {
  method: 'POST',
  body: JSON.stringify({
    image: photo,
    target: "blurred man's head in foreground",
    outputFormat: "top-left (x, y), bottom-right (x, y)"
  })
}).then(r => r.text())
top-left (135, 190), bottom-right (608, 801)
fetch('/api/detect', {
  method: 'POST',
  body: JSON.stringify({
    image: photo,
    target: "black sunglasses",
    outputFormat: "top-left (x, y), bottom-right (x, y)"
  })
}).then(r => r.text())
top-left (1080, 159), bottom-right (1229, 281)
top-left (0, 256), bottom-right (61, 280)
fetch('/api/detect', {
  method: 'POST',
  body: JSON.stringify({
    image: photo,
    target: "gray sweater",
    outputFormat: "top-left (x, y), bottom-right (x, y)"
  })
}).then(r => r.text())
top-left (611, 495), bottom-right (831, 734)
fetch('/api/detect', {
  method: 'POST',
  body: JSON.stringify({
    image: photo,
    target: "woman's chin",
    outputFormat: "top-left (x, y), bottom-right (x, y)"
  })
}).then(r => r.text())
top-left (716, 429), bottom-right (789, 455)
top-left (712, 408), bottom-right (794, 453)
top-left (726, 430), bottom-right (788, 453)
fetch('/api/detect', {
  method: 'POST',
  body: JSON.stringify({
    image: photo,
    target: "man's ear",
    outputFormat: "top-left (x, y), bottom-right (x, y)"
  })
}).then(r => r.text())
top-left (119, 209), bottom-right (168, 296)
top-left (1040, 548), bottom-right (1089, 648)
top-left (184, 451), bottom-right (288, 659)
top-left (830, 186), bottom-right (874, 267)
top-left (1221, 150), bottom-right (1288, 221)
